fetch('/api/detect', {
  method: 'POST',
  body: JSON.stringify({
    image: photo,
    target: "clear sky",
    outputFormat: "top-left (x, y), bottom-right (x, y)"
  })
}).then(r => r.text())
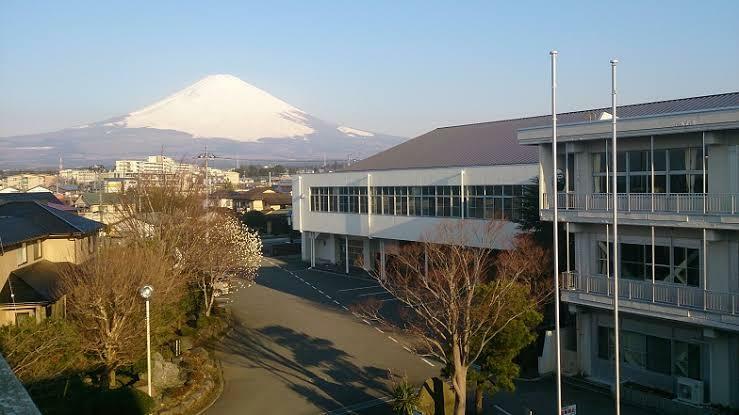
top-left (1, 1), bottom-right (738, 138)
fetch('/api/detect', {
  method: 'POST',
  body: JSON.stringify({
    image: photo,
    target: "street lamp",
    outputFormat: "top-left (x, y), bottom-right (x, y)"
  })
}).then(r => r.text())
top-left (139, 285), bottom-right (154, 397)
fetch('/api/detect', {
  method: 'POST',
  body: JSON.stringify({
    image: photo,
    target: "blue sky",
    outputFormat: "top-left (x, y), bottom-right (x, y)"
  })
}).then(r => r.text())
top-left (1, 1), bottom-right (738, 138)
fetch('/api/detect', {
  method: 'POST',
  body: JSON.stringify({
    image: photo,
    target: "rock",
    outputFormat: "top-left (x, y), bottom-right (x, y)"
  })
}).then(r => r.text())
top-left (151, 352), bottom-right (186, 390)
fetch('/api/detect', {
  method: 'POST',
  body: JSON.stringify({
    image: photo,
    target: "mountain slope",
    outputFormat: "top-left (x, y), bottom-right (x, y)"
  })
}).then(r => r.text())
top-left (0, 75), bottom-right (406, 168)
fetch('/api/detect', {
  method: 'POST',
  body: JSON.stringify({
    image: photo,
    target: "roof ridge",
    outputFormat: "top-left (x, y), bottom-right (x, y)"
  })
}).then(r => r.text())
top-left (435, 91), bottom-right (739, 131)
top-left (35, 201), bottom-right (85, 233)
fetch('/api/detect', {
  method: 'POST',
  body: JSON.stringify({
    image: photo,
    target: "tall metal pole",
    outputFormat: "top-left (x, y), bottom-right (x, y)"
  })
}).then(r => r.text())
top-left (610, 58), bottom-right (621, 415)
top-left (145, 298), bottom-right (152, 397)
top-left (550, 50), bottom-right (563, 415)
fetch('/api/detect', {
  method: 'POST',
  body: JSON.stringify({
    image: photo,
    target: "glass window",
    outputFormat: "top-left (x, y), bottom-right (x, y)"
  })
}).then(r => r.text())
top-left (674, 341), bottom-right (702, 380)
top-left (593, 153), bottom-right (608, 173)
top-left (16, 243), bottom-right (27, 266)
top-left (622, 332), bottom-right (646, 368)
top-left (670, 174), bottom-right (688, 193)
top-left (646, 336), bottom-right (671, 375)
top-left (653, 150), bottom-right (667, 171)
top-left (669, 149), bottom-right (686, 170)
top-left (653, 175), bottom-right (667, 193)
top-left (597, 326), bottom-right (614, 360)
top-left (629, 151), bottom-right (650, 172)
top-left (621, 243), bottom-right (645, 280)
top-left (673, 247), bottom-right (700, 287)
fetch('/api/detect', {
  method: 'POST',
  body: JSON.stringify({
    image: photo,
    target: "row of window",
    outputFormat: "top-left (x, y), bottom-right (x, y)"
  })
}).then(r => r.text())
top-left (309, 185), bottom-right (532, 220)
top-left (597, 327), bottom-right (701, 380)
top-left (597, 242), bottom-right (700, 286)
top-left (592, 148), bottom-right (705, 194)
top-left (16, 240), bottom-right (43, 266)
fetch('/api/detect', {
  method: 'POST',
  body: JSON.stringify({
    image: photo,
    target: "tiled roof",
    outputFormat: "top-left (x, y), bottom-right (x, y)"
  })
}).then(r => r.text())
top-left (0, 191), bottom-right (62, 204)
top-left (0, 201), bottom-right (103, 247)
top-left (343, 92), bottom-right (739, 172)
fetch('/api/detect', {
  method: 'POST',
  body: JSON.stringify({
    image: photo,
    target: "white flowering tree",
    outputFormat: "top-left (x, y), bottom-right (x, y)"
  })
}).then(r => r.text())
top-left (192, 214), bottom-right (263, 316)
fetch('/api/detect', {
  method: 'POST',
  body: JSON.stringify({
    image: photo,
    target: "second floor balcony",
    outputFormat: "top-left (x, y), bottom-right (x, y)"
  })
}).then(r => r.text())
top-left (542, 193), bottom-right (739, 229)
top-left (561, 271), bottom-right (739, 331)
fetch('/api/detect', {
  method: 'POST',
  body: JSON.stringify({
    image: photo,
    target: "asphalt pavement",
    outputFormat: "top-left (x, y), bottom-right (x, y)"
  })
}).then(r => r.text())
top-left (207, 256), bottom-right (437, 415)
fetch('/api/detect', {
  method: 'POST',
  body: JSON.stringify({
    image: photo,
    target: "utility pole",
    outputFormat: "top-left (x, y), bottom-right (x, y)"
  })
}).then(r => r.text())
top-left (196, 145), bottom-right (216, 207)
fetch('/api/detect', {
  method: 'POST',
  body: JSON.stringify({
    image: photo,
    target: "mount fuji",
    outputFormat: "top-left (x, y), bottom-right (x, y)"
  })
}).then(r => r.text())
top-left (0, 74), bottom-right (406, 168)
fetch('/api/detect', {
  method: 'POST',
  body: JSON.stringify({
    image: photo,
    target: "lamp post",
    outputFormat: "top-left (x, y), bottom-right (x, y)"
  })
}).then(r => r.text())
top-left (139, 285), bottom-right (154, 397)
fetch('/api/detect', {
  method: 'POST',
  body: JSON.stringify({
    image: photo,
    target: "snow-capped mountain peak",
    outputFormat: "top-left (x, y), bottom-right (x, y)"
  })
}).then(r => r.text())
top-left (337, 126), bottom-right (374, 137)
top-left (123, 74), bottom-right (314, 141)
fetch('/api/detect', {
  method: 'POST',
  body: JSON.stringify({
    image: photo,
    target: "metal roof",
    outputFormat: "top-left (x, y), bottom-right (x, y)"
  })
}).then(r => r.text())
top-left (0, 201), bottom-right (103, 247)
top-left (343, 92), bottom-right (739, 172)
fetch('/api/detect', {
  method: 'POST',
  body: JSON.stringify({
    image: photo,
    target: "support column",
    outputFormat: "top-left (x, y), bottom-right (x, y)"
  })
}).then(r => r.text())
top-left (651, 226), bottom-right (655, 302)
top-left (345, 236), bottom-right (350, 274)
top-left (380, 240), bottom-right (386, 280)
top-left (460, 170), bottom-right (466, 219)
top-left (703, 228), bottom-right (708, 310)
top-left (566, 222), bottom-right (571, 272)
top-left (367, 173), bottom-right (372, 236)
top-left (310, 232), bottom-right (316, 268)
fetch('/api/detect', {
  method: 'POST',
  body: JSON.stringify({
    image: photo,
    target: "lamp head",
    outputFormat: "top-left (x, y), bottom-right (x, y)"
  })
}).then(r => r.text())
top-left (139, 285), bottom-right (154, 300)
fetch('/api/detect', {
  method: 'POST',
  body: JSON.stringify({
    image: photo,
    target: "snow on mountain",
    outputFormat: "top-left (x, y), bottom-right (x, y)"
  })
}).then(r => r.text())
top-left (0, 74), bottom-right (407, 168)
top-left (337, 126), bottom-right (374, 137)
top-left (123, 74), bottom-right (314, 141)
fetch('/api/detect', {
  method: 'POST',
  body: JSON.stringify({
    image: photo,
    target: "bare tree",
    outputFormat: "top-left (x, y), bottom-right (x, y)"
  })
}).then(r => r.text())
top-left (355, 222), bottom-right (550, 415)
top-left (60, 243), bottom-right (186, 388)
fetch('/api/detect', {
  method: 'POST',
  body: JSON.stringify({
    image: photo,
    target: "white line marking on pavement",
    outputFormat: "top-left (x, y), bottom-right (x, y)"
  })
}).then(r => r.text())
top-left (361, 319), bottom-right (371, 325)
top-left (325, 295), bottom-right (332, 300)
top-left (341, 305), bottom-right (349, 310)
top-left (333, 300), bottom-right (340, 305)
top-left (494, 405), bottom-right (513, 415)
top-left (388, 336), bottom-right (399, 343)
top-left (322, 396), bottom-right (392, 415)
top-left (358, 291), bottom-right (391, 297)
top-left (336, 286), bottom-right (380, 292)
top-left (374, 327), bottom-right (384, 333)
top-left (421, 358), bottom-right (435, 367)
top-left (318, 290), bottom-right (324, 294)
top-left (402, 346), bottom-right (413, 353)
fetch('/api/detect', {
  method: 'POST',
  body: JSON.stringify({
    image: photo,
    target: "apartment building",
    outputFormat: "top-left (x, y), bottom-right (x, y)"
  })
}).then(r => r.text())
top-left (292, 118), bottom-right (541, 272)
top-left (0, 200), bottom-right (103, 325)
top-left (518, 92), bottom-right (739, 407)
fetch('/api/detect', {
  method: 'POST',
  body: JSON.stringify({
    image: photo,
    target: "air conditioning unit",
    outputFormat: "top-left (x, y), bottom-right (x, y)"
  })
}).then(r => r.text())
top-left (676, 377), bottom-right (703, 405)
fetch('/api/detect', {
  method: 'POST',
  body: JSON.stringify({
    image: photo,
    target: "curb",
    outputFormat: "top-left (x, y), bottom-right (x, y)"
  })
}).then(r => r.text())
top-left (191, 351), bottom-right (225, 415)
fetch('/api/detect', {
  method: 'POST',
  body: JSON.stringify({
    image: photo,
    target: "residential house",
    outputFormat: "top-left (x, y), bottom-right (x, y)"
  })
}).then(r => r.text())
top-left (216, 187), bottom-right (292, 214)
top-left (0, 200), bottom-right (103, 325)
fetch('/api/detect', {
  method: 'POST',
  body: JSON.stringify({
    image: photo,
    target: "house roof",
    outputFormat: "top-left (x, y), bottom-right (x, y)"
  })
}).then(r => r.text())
top-left (0, 191), bottom-right (62, 204)
top-left (76, 192), bottom-right (122, 206)
top-left (0, 201), bottom-right (103, 247)
top-left (343, 91), bottom-right (739, 172)
top-left (216, 187), bottom-right (291, 205)
top-left (0, 261), bottom-right (72, 305)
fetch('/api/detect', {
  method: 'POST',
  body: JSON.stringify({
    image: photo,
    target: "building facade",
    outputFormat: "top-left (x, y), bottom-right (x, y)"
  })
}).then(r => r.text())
top-left (519, 92), bottom-right (739, 407)
top-left (292, 118), bottom-right (542, 273)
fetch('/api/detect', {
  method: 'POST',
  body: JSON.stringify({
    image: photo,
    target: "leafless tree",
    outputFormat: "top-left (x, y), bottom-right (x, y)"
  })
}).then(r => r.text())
top-left (354, 221), bottom-right (551, 415)
top-left (60, 243), bottom-right (186, 388)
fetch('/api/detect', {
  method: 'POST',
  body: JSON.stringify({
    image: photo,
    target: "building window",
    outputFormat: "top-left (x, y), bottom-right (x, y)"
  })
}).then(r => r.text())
top-left (597, 242), bottom-right (700, 287)
top-left (597, 326), bottom-right (614, 360)
top-left (16, 243), bottom-right (28, 266)
top-left (674, 341), bottom-right (702, 380)
top-left (33, 240), bottom-right (43, 260)
top-left (592, 147), bottom-right (704, 194)
top-left (646, 336), bottom-right (671, 375)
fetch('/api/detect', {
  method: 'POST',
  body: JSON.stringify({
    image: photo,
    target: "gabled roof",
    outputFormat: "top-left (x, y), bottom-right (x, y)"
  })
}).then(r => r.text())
top-left (343, 91), bottom-right (739, 172)
top-left (76, 192), bottom-right (122, 206)
top-left (0, 261), bottom-right (73, 305)
top-left (0, 201), bottom-right (103, 247)
top-left (0, 191), bottom-right (62, 204)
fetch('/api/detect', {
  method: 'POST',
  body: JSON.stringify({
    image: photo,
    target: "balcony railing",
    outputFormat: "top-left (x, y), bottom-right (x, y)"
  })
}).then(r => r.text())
top-left (543, 193), bottom-right (738, 215)
top-left (561, 271), bottom-right (739, 317)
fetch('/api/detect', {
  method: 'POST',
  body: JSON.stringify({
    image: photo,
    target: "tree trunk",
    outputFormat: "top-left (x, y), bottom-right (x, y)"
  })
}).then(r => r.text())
top-left (202, 282), bottom-right (210, 317)
top-left (451, 342), bottom-right (467, 415)
top-left (475, 383), bottom-right (485, 414)
top-left (106, 367), bottom-right (116, 389)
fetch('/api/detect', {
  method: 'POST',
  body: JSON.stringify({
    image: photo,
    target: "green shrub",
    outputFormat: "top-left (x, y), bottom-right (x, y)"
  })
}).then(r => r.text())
top-left (390, 376), bottom-right (420, 415)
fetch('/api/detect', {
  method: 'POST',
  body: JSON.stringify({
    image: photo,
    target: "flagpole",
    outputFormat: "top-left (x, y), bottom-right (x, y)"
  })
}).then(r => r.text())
top-left (610, 58), bottom-right (621, 415)
top-left (550, 49), bottom-right (563, 415)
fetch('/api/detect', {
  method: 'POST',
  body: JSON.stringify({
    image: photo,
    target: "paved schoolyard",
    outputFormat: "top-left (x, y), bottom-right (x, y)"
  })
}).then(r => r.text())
top-left (206, 257), bottom-right (436, 415)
